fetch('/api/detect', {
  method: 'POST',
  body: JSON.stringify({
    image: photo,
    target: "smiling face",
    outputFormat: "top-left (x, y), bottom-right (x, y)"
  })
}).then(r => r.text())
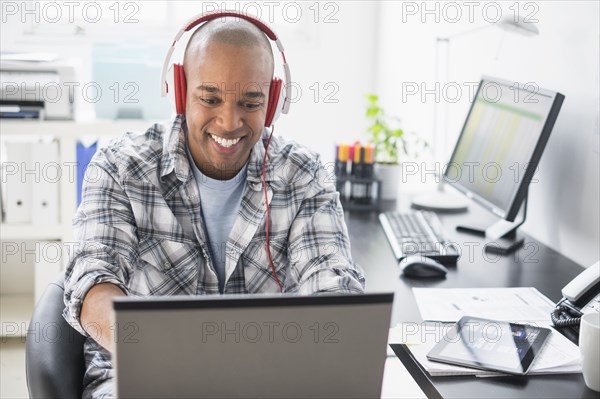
top-left (184, 39), bottom-right (274, 180)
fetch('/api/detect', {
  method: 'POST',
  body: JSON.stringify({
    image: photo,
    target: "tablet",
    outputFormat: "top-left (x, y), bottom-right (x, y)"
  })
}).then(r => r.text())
top-left (426, 316), bottom-right (552, 375)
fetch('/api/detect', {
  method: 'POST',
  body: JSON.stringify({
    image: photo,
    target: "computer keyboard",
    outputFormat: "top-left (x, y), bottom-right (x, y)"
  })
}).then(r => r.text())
top-left (378, 211), bottom-right (459, 265)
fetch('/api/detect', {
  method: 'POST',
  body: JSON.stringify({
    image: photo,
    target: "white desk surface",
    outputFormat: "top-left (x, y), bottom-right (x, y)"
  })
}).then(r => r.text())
top-left (381, 355), bottom-right (427, 399)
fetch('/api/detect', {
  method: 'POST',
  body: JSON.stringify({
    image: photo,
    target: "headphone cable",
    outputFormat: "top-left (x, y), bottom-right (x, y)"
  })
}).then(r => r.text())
top-left (262, 126), bottom-right (283, 293)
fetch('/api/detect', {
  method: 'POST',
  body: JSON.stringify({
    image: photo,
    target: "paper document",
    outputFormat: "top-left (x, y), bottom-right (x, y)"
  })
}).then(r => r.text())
top-left (403, 324), bottom-right (581, 377)
top-left (390, 287), bottom-right (581, 376)
top-left (412, 287), bottom-right (555, 323)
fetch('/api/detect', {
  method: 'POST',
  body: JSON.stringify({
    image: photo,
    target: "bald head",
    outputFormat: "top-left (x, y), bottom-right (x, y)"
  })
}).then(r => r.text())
top-left (182, 17), bottom-right (278, 180)
top-left (183, 18), bottom-right (275, 79)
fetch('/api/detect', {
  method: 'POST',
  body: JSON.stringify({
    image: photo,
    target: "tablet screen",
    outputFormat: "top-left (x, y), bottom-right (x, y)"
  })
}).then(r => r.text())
top-left (426, 316), bottom-right (552, 375)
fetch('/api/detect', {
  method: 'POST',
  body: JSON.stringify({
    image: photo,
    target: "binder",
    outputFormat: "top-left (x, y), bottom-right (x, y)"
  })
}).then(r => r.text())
top-left (31, 140), bottom-right (60, 225)
top-left (76, 140), bottom-right (98, 207)
top-left (0, 175), bottom-right (4, 222)
top-left (4, 142), bottom-right (32, 223)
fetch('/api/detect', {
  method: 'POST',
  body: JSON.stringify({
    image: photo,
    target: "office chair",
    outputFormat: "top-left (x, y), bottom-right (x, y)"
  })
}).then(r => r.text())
top-left (26, 274), bottom-right (86, 398)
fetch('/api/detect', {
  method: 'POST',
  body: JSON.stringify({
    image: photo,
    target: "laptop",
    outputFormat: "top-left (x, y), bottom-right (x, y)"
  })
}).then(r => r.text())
top-left (113, 292), bottom-right (393, 398)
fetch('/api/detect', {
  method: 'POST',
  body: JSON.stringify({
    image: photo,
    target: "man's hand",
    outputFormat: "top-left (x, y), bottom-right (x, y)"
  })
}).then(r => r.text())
top-left (81, 283), bottom-right (127, 354)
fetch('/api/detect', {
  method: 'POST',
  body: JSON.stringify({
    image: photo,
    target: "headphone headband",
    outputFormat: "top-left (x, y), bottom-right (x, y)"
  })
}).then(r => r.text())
top-left (160, 11), bottom-right (291, 118)
top-left (184, 12), bottom-right (278, 40)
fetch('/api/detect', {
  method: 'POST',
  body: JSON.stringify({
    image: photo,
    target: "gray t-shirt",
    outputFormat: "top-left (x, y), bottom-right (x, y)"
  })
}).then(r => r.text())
top-left (186, 146), bottom-right (247, 293)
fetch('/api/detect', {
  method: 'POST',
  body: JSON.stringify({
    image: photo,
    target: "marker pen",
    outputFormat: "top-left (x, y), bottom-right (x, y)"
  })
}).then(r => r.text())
top-left (335, 144), bottom-right (349, 200)
top-left (364, 144), bottom-right (375, 203)
top-left (351, 144), bottom-right (368, 203)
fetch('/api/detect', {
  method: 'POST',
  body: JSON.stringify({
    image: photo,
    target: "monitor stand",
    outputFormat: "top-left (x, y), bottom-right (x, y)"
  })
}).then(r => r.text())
top-left (411, 181), bottom-right (469, 213)
top-left (456, 194), bottom-right (528, 255)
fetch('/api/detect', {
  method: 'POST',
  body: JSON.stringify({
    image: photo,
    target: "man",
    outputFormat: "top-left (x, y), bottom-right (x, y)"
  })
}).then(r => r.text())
top-left (64, 15), bottom-right (364, 398)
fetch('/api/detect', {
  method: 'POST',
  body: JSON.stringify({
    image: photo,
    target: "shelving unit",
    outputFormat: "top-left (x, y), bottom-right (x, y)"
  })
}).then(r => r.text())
top-left (0, 118), bottom-right (154, 338)
top-left (0, 225), bottom-right (63, 241)
top-left (0, 296), bottom-right (34, 337)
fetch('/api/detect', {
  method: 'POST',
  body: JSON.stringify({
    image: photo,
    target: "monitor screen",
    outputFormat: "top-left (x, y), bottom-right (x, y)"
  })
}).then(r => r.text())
top-left (443, 76), bottom-right (564, 221)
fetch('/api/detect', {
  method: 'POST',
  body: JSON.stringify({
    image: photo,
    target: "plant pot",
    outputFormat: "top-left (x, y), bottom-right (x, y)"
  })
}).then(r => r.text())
top-left (375, 163), bottom-right (401, 200)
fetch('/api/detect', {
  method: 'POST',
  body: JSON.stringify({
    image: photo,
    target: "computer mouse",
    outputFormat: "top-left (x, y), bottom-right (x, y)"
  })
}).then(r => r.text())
top-left (399, 255), bottom-right (448, 278)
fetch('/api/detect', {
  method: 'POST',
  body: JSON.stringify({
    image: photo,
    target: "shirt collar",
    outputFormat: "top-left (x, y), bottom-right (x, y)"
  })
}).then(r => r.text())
top-left (160, 114), bottom-right (190, 182)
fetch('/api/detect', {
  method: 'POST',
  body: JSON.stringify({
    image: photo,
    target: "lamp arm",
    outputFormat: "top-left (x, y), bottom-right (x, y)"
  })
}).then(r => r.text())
top-left (439, 24), bottom-right (496, 41)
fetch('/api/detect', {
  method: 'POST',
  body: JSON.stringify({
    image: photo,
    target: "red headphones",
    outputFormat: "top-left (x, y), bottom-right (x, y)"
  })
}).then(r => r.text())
top-left (162, 11), bottom-right (288, 292)
top-left (160, 11), bottom-right (292, 127)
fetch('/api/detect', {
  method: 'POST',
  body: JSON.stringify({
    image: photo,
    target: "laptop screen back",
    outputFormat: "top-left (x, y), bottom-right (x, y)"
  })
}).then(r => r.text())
top-left (113, 293), bottom-right (393, 399)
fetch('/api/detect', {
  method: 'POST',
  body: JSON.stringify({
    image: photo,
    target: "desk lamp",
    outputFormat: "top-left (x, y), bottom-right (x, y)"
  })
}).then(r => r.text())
top-left (411, 16), bottom-right (540, 212)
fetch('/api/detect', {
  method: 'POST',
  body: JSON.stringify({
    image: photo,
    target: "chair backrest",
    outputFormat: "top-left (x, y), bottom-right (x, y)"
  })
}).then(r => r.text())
top-left (26, 274), bottom-right (86, 398)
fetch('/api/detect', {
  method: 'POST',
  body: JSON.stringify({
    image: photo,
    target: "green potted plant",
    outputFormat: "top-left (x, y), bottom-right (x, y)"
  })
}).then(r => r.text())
top-left (365, 93), bottom-right (427, 199)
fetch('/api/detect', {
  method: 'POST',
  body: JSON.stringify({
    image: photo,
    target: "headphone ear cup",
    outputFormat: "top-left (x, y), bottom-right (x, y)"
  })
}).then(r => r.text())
top-left (174, 64), bottom-right (187, 114)
top-left (265, 78), bottom-right (282, 127)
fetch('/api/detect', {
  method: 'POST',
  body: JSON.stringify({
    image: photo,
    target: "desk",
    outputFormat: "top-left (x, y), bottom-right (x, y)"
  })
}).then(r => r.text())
top-left (345, 199), bottom-right (597, 399)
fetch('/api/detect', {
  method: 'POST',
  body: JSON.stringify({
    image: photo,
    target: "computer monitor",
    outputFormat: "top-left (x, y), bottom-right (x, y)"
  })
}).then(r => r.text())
top-left (443, 76), bottom-right (564, 251)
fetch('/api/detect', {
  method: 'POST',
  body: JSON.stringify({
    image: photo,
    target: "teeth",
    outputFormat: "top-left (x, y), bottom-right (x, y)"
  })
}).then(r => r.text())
top-left (210, 134), bottom-right (241, 148)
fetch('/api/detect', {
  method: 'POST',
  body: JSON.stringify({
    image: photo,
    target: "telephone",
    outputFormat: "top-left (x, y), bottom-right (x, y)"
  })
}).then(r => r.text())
top-left (551, 261), bottom-right (600, 338)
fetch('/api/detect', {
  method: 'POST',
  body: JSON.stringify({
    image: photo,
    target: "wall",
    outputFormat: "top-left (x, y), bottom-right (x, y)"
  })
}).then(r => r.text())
top-left (2, 1), bottom-right (597, 266)
top-left (375, 0), bottom-right (599, 266)
top-left (0, 1), bottom-right (380, 163)
top-left (271, 1), bottom-right (380, 162)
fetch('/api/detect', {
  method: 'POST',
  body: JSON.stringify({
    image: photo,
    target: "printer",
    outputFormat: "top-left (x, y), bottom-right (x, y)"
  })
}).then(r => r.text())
top-left (0, 56), bottom-right (76, 120)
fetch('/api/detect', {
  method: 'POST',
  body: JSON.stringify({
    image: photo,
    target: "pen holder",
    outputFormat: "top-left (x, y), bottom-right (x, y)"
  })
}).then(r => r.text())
top-left (335, 175), bottom-right (382, 212)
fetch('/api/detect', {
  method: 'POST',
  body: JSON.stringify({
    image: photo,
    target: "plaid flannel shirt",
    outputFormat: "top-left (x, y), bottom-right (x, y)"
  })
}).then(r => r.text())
top-left (64, 116), bottom-right (364, 396)
top-left (63, 115), bottom-right (364, 397)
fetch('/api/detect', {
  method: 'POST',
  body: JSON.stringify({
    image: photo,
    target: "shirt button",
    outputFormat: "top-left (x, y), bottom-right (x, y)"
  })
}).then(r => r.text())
top-left (164, 262), bottom-right (172, 270)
